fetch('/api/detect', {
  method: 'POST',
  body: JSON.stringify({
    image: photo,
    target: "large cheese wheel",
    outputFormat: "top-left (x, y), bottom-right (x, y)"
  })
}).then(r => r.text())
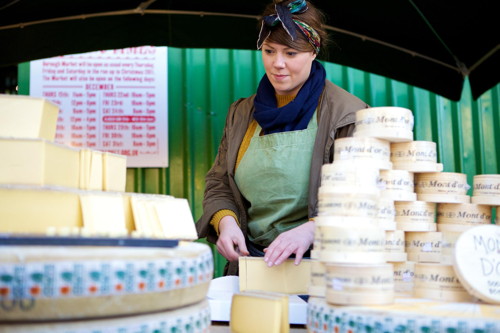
top-left (307, 296), bottom-right (500, 333)
top-left (0, 299), bottom-right (211, 332)
top-left (0, 242), bottom-right (213, 321)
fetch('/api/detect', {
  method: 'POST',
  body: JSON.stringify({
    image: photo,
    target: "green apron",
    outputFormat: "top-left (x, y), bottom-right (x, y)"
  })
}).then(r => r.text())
top-left (234, 112), bottom-right (318, 247)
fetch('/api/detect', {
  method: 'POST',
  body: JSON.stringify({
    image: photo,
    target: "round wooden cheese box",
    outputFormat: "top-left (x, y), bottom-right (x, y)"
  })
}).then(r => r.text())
top-left (453, 224), bottom-right (500, 305)
top-left (333, 136), bottom-right (392, 170)
top-left (353, 107), bottom-right (414, 142)
top-left (471, 174), bottom-right (500, 205)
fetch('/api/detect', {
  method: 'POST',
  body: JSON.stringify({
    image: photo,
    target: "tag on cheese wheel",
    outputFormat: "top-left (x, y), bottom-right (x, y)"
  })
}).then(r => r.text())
top-left (453, 224), bottom-right (500, 304)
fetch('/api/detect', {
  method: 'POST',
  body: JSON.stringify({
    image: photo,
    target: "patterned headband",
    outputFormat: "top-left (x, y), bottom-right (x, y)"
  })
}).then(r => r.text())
top-left (257, 0), bottom-right (321, 54)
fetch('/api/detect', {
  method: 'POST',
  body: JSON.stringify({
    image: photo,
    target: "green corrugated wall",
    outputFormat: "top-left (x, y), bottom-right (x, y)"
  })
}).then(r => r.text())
top-left (19, 47), bottom-right (500, 278)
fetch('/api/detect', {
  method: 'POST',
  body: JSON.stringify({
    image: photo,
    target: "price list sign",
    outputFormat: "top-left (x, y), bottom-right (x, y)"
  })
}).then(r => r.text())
top-left (29, 46), bottom-right (168, 167)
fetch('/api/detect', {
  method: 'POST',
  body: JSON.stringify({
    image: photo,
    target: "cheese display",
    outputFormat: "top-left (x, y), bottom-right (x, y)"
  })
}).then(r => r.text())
top-left (384, 230), bottom-right (407, 262)
top-left (307, 296), bottom-right (500, 333)
top-left (404, 231), bottom-right (442, 263)
top-left (413, 263), bottom-right (476, 302)
top-left (353, 107), bottom-right (414, 142)
top-left (379, 169), bottom-right (417, 201)
top-left (0, 138), bottom-right (80, 188)
top-left (0, 94), bottom-right (59, 140)
top-left (453, 225), bottom-right (500, 304)
top-left (394, 201), bottom-right (437, 231)
top-left (0, 242), bottom-right (213, 321)
top-left (239, 257), bottom-right (311, 295)
top-left (392, 261), bottom-right (415, 295)
top-left (415, 172), bottom-right (470, 203)
top-left (332, 136), bottom-right (392, 170)
top-left (320, 162), bottom-right (380, 196)
top-left (471, 174), bottom-right (500, 205)
top-left (325, 264), bottom-right (394, 305)
top-left (0, 299), bottom-right (211, 332)
top-left (437, 203), bottom-right (492, 232)
top-left (390, 141), bottom-right (443, 172)
top-left (230, 291), bottom-right (289, 333)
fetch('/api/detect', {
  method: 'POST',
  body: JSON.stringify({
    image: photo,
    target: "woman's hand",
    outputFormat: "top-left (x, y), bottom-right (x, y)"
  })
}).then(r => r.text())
top-left (263, 221), bottom-right (315, 267)
top-left (216, 216), bottom-right (249, 262)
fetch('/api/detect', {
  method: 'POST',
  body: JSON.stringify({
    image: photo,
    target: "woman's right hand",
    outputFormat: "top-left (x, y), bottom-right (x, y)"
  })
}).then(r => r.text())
top-left (216, 216), bottom-right (249, 262)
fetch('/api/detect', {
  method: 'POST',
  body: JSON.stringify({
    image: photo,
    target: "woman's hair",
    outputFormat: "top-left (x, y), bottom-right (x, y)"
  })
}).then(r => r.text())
top-left (259, 0), bottom-right (329, 55)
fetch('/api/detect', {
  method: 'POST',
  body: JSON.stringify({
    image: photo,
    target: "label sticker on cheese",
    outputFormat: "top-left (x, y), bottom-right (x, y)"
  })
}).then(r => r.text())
top-left (453, 224), bottom-right (500, 304)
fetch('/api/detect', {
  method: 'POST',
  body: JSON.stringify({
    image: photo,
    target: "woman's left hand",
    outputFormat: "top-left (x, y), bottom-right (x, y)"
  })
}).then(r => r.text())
top-left (263, 221), bottom-right (315, 267)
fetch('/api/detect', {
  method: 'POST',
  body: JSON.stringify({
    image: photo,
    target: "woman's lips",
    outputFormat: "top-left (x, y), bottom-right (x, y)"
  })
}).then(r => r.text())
top-left (273, 74), bottom-right (288, 80)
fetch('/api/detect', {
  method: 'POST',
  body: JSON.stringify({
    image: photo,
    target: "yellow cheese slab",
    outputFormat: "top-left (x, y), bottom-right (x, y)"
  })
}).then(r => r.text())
top-left (80, 191), bottom-right (127, 236)
top-left (155, 197), bottom-right (198, 240)
top-left (103, 152), bottom-right (127, 191)
top-left (79, 149), bottom-right (103, 190)
top-left (239, 257), bottom-right (311, 294)
top-left (230, 291), bottom-right (289, 333)
top-left (0, 185), bottom-right (82, 234)
top-left (0, 94), bottom-right (59, 140)
top-left (0, 138), bottom-right (80, 188)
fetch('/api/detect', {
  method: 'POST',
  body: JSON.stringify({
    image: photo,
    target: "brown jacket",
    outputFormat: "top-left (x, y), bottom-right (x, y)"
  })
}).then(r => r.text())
top-left (196, 80), bottom-right (368, 274)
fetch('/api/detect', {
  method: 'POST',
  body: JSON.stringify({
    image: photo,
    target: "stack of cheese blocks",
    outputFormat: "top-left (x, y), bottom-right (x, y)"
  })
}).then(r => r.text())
top-left (307, 106), bottom-right (500, 333)
top-left (0, 94), bottom-right (213, 332)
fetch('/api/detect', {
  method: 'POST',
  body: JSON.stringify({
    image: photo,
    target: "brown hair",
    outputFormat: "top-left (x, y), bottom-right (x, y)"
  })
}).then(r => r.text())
top-left (259, 0), bottom-right (329, 55)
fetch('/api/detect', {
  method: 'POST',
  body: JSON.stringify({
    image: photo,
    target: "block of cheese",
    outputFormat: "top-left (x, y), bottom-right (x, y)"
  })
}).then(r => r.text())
top-left (230, 291), bottom-right (289, 333)
top-left (0, 185), bottom-right (82, 234)
top-left (0, 241), bottom-right (213, 321)
top-left (325, 263), bottom-right (394, 305)
top-left (415, 172), bottom-right (470, 203)
top-left (0, 299), bottom-right (211, 333)
top-left (333, 136), bottom-right (392, 170)
top-left (390, 141), bottom-right (443, 172)
top-left (379, 169), bottom-right (417, 201)
top-left (103, 151), bottom-right (127, 191)
top-left (239, 257), bottom-right (311, 294)
top-left (155, 197), bottom-right (198, 240)
top-left (0, 138), bottom-right (80, 188)
top-left (307, 296), bottom-right (500, 333)
top-left (414, 263), bottom-right (476, 302)
top-left (353, 106), bottom-right (414, 142)
top-left (0, 94), bottom-right (59, 140)
top-left (437, 203), bottom-right (492, 232)
top-left (471, 174), bottom-right (500, 205)
top-left (79, 149), bottom-right (103, 190)
top-left (80, 191), bottom-right (128, 236)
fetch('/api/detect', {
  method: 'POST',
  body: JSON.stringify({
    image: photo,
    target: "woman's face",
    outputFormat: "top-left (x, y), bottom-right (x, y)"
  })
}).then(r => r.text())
top-left (261, 41), bottom-right (317, 96)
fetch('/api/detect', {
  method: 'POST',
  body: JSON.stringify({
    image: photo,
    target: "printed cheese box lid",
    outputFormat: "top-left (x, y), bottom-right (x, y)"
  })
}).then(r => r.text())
top-left (453, 224), bottom-right (500, 304)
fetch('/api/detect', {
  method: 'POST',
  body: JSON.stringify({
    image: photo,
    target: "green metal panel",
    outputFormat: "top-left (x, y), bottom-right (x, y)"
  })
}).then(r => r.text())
top-left (19, 47), bottom-right (500, 278)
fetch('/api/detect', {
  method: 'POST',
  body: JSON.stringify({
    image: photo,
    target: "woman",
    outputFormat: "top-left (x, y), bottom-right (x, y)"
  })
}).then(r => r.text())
top-left (196, 0), bottom-right (369, 275)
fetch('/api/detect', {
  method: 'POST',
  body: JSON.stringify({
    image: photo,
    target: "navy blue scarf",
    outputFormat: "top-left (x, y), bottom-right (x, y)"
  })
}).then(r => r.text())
top-left (254, 60), bottom-right (326, 134)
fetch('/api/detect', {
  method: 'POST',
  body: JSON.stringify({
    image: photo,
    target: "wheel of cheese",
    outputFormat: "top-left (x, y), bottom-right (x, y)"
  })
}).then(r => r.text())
top-left (390, 141), bottom-right (443, 172)
top-left (437, 203), bottom-right (492, 232)
top-left (379, 169), bottom-right (417, 201)
top-left (353, 107), bottom-right (414, 142)
top-left (414, 263), bottom-right (476, 302)
top-left (405, 231), bottom-right (442, 263)
top-left (325, 263), bottom-right (394, 305)
top-left (307, 296), bottom-right (500, 333)
top-left (333, 136), bottom-right (392, 170)
top-left (320, 161), bottom-right (381, 196)
top-left (471, 174), bottom-right (500, 205)
top-left (392, 261), bottom-right (415, 295)
top-left (318, 224), bottom-right (386, 264)
top-left (317, 190), bottom-right (378, 217)
top-left (384, 230), bottom-right (407, 262)
top-left (0, 242), bottom-right (213, 321)
top-left (0, 299), bottom-right (211, 332)
top-left (376, 198), bottom-right (396, 230)
top-left (415, 172), bottom-right (470, 203)
top-left (453, 225), bottom-right (500, 304)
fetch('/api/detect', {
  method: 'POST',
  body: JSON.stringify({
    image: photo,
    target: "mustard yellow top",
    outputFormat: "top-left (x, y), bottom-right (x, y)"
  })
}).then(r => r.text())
top-left (210, 94), bottom-right (296, 234)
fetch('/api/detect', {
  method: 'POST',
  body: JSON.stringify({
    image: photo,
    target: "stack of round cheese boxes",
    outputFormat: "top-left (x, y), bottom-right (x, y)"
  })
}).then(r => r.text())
top-left (307, 107), bottom-right (500, 333)
top-left (0, 95), bottom-right (213, 332)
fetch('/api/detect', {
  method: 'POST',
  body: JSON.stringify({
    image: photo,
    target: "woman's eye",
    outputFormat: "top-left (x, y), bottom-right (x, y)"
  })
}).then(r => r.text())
top-left (287, 52), bottom-right (297, 56)
top-left (264, 49), bottom-right (274, 54)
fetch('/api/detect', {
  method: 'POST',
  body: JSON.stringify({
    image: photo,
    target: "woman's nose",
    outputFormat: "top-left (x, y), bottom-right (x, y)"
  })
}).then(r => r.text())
top-left (273, 53), bottom-right (285, 68)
